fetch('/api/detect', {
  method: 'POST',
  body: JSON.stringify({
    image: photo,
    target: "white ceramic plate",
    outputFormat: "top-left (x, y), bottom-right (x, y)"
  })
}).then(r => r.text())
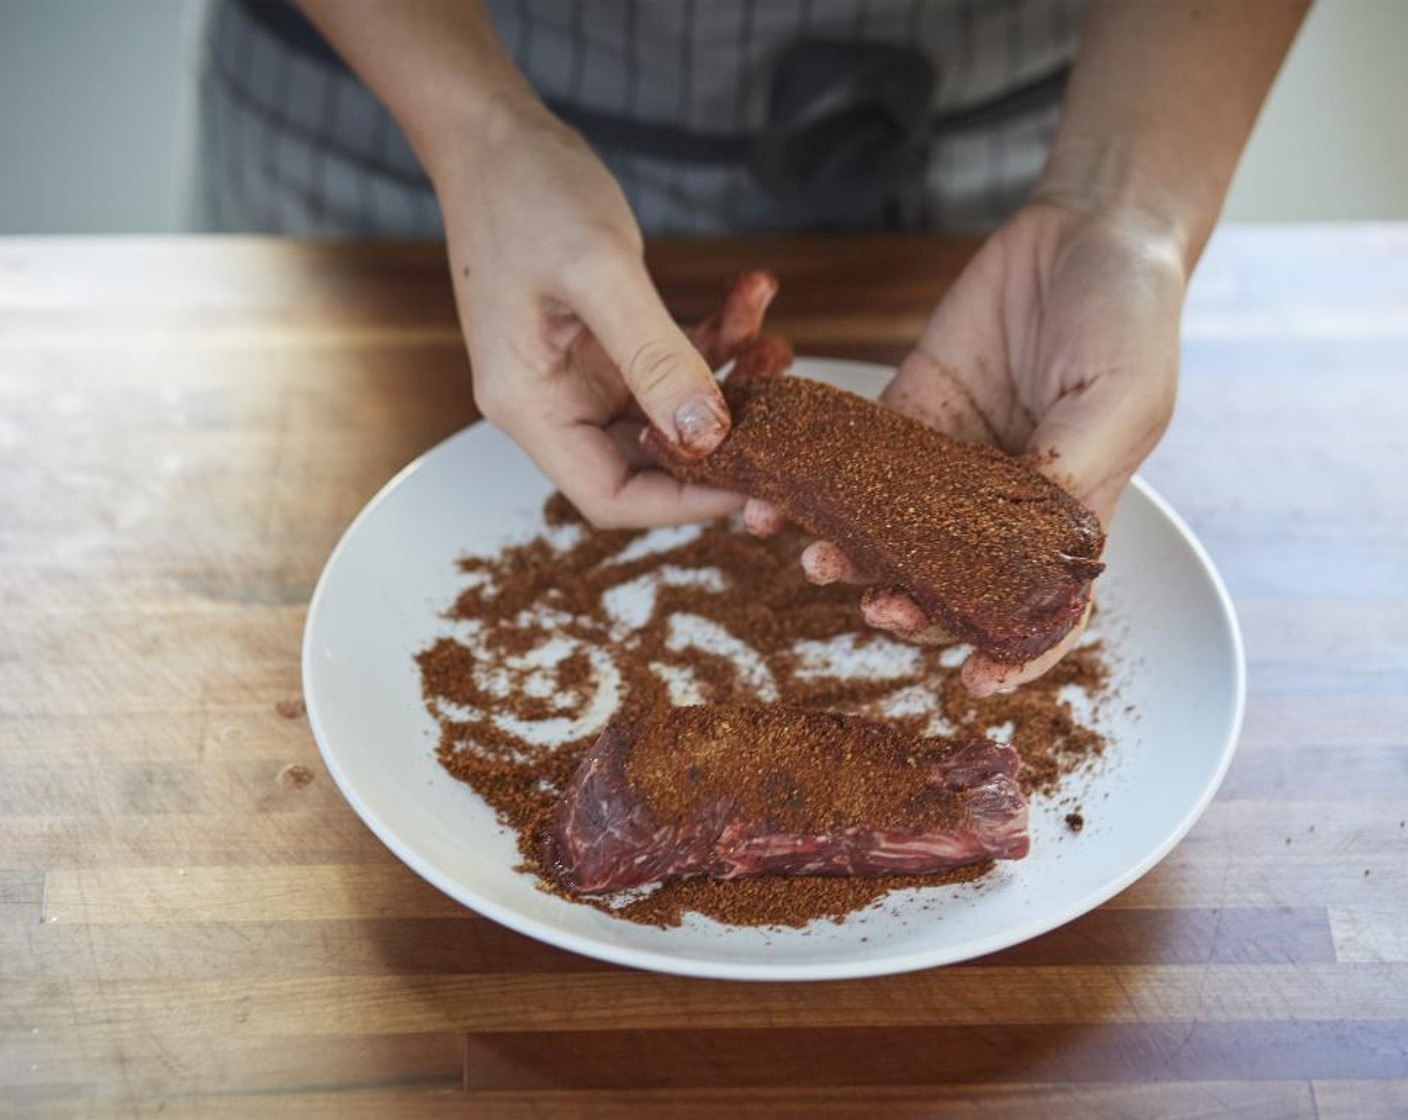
top-left (304, 358), bottom-right (1245, 982)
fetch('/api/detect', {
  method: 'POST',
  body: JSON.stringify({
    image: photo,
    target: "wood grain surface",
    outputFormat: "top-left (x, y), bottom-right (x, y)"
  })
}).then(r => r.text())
top-left (2, 229), bottom-right (1407, 1119)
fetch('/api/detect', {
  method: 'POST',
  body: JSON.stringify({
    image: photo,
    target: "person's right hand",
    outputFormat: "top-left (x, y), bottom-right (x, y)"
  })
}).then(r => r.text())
top-left (437, 93), bottom-right (758, 528)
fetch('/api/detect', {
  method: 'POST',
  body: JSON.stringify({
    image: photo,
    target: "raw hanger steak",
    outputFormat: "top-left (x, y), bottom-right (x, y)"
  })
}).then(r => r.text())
top-left (652, 336), bottom-right (1106, 664)
top-left (543, 704), bottom-right (1030, 896)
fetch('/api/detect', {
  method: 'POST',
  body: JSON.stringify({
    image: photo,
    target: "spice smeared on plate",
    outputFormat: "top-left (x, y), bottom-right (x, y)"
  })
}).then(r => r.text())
top-left (416, 493), bottom-right (1108, 928)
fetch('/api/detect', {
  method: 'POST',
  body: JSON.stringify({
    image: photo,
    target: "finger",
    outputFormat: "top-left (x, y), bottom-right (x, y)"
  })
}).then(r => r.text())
top-left (606, 418), bottom-right (653, 468)
top-left (688, 271), bottom-right (779, 368)
top-left (730, 335), bottom-right (795, 382)
top-left (961, 601), bottom-right (1093, 697)
top-left (504, 409), bottom-right (744, 529)
top-left (861, 588), bottom-right (926, 631)
top-left (1024, 372), bottom-right (1173, 527)
top-left (743, 498), bottom-right (785, 537)
top-left (563, 327), bottom-right (643, 423)
top-left (878, 241), bottom-right (1016, 448)
top-left (860, 588), bottom-right (955, 645)
top-left (879, 349), bottom-right (1003, 448)
top-left (801, 540), bottom-right (862, 585)
top-left (566, 255), bottom-right (731, 459)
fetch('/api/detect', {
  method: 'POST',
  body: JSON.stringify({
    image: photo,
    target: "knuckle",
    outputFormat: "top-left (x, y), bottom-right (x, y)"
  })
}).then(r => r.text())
top-left (571, 492), bottom-right (626, 530)
top-left (471, 379), bottom-right (510, 424)
top-left (556, 253), bottom-right (602, 298)
top-left (589, 507), bottom-right (631, 531)
top-left (1155, 381), bottom-right (1178, 427)
top-left (623, 337), bottom-right (685, 399)
top-left (557, 236), bottom-right (637, 296)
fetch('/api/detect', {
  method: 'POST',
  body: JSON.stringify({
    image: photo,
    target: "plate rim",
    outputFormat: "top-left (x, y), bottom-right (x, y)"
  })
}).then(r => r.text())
top-left (302, 357), bottom-right (1246, 981)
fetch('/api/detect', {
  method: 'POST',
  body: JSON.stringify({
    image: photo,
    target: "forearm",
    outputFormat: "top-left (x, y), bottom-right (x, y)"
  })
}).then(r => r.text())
top-left (297, 0), bottom-right (544, 187)
top-left (1035, 0), bottom-right (1309, 270)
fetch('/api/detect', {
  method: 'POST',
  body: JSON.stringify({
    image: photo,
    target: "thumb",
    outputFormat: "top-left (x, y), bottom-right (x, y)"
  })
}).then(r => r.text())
top-left (567, 254), bottom-right (731, 459)
top-left (1025, 369), bottom-right (1174, 527)
top-left (877, 263), bottom-right (1007, 448)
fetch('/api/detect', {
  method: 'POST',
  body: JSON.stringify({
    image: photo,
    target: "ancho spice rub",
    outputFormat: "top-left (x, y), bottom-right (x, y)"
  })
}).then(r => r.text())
top-left (650, 337), bottom-right (1106, 664)
top-left (543, 704), bottom-right (1029, 896)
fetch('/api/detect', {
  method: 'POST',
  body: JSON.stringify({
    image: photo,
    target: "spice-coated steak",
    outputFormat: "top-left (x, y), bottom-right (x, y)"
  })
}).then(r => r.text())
top-left (542, 704), bottom-right (1030, 896)
top-left (651, 337), bottom-right (1106, 664)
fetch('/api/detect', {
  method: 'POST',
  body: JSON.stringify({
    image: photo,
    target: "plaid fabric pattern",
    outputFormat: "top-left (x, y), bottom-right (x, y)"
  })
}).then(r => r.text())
top-left (199, 0), bottom-right (1084, 237)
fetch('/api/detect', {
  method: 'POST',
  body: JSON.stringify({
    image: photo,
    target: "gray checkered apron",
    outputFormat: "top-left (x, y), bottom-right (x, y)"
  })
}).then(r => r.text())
top-left (199, 0), bottom-right (1084, 237)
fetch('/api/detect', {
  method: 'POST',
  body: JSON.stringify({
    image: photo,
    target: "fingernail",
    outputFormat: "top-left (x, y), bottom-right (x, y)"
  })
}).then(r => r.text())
top-left (673, 395), bottom-right (729, 456)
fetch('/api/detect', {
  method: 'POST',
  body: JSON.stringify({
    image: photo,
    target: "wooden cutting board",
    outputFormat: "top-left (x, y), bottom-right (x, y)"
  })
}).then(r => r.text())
top-left (2, 230), bottom-right (1406, 1118)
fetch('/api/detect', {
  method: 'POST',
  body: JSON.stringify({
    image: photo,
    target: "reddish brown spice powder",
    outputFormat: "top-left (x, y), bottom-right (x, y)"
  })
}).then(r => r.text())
top-left (416, 493), bottom-right (1110, 929)
top-left (624, 705), bottom-right (974, 835)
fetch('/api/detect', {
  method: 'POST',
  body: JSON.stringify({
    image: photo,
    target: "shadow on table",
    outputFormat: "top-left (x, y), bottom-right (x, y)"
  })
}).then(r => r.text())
top-left (352, 863), bottom-right (1266, 1092)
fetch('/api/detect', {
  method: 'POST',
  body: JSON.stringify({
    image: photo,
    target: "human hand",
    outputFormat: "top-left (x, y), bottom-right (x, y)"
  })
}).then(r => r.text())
top-left (748, 202), bottom-right (1185, 694)
top-left (437, 94), bottom-right (773, 528)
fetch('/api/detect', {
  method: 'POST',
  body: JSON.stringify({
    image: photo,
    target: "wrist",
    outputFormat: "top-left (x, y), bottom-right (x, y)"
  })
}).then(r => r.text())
top-left (421, 83), bottom-right (554, 194)
top-left (1032, 134), bottom-right (1222, 278)
top-left (1018, 196), bottom-right (1192, 297)
top-left (1025, 162), bottom-right (1199, 284)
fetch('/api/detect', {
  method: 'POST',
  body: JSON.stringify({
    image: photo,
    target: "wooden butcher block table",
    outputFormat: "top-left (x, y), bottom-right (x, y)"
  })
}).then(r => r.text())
top-left (2, 229), bottom-right (1407, 1119)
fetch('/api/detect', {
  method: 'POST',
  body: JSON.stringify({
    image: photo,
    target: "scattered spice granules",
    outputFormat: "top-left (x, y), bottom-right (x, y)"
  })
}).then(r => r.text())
top-left (416, 493), bottom-right (1110, 929)
top-left (277, 763), bottom-right (316, 789)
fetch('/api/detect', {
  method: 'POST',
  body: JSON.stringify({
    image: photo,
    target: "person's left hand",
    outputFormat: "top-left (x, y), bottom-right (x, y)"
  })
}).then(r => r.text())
top-left (745, 201), bottom-right (1186, 695)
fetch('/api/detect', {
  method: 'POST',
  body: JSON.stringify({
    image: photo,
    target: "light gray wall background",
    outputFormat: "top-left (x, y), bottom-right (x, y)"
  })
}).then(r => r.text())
top-left (2, 0), bottom-right (1406, 234)
top-left (0, 0), bottom-right (208, 233)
